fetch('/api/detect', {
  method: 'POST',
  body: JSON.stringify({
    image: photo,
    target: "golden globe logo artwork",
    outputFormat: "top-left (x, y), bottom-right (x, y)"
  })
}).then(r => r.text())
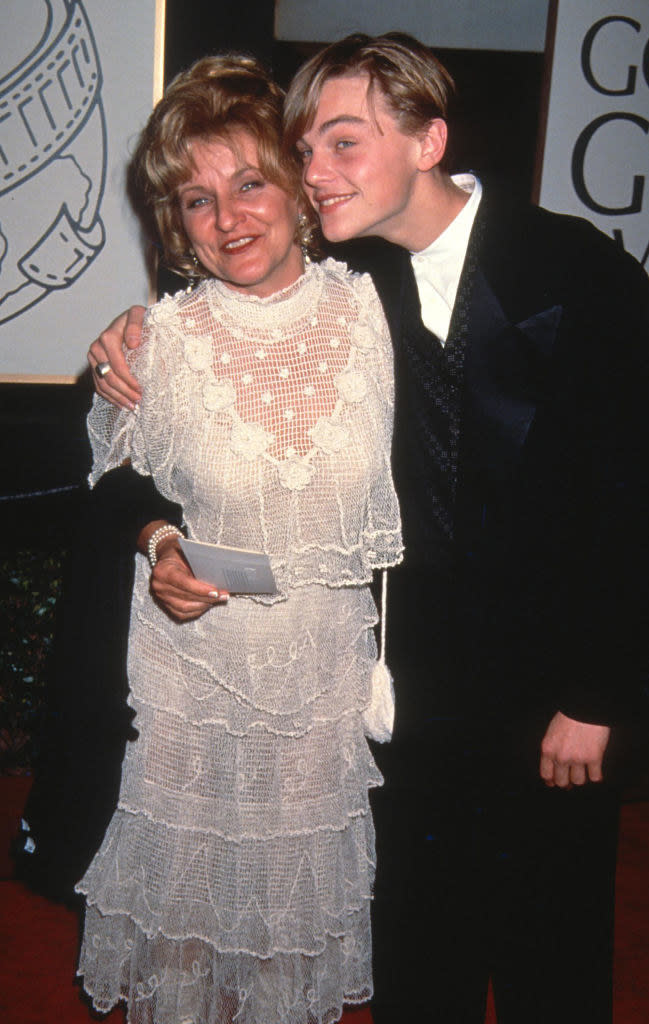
top-left (539, 3), bottom-right (648, 275)
top-left (573, 15), bottom-right (649, 261)
top-left (0, 0), bottom-right (106, 324)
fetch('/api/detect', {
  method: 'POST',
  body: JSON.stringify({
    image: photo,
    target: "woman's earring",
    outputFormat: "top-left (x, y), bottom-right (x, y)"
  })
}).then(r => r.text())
top-left (187, 249), bottom-right (202, 288)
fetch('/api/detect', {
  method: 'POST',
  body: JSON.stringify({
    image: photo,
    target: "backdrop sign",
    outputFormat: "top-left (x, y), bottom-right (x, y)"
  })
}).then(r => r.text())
top-left (537, 0), bottom-right (649, 276)
top-left (275, 0), bottom-right (549, 53)
top-left (0, 0), bottom-right (163, 381)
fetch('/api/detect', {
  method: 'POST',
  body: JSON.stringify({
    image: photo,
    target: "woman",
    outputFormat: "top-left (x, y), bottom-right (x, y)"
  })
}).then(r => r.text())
top-left (76, 55), bottom-right (402, 1024)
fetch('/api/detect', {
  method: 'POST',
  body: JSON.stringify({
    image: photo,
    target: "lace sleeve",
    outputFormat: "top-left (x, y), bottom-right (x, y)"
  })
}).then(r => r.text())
top-left (354, 271), bottom-right (403, 571)
top-left (86, 311), bottom-right (170, 488)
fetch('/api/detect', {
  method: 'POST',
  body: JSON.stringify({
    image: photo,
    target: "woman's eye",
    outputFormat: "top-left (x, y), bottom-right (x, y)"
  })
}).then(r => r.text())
top-left (297, 147), bottom-right (312, 162)
top-left (241, 179), bottom-right (264, 193)
top-left (184, 196), bottom-right (208, 210)
top-left (335, 139), bottom-right (354, 151)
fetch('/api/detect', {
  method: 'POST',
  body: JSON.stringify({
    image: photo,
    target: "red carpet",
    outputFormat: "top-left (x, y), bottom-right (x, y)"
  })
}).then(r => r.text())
top-left (1, 776), bottom-right (647, 1023)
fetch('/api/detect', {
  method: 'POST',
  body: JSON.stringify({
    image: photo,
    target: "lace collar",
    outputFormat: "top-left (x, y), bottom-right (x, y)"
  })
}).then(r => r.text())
top-left (205, 262), bottom-right (324, 335)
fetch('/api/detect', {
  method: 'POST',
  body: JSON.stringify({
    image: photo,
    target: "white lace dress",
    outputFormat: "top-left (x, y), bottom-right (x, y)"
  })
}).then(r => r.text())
top-left (76, 259), bottom-right (402, 1024)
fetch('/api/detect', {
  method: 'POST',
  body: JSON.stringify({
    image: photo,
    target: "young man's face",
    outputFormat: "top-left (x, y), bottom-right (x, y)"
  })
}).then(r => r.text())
top-left (297, 74), bottom-right (426, 247)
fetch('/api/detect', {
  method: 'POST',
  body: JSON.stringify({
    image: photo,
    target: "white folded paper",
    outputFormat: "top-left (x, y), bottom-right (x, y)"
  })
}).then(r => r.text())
top-left (179, 538), bottom-right (277, 595)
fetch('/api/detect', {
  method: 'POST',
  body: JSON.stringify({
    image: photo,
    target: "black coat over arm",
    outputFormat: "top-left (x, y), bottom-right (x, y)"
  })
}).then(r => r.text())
top-left (15, 466), bottom-right (181, 900)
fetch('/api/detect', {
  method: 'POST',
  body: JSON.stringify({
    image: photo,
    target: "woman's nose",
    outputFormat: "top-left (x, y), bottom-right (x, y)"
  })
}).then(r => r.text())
top-left (216, 198), bottom-right (243, 232)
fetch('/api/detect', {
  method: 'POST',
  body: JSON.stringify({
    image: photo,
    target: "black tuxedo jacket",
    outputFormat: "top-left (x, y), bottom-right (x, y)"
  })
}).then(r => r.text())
top-left (340, 190), bottom-right (649, 734)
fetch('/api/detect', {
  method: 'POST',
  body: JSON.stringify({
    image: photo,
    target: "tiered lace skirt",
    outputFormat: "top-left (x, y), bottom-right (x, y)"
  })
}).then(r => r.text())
top-left (76, 568), bottom-right (382, 1024)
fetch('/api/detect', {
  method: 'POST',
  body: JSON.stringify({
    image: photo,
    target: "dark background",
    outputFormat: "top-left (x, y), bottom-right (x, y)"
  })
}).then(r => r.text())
top-left (0, 1), bottom-right (545, 769)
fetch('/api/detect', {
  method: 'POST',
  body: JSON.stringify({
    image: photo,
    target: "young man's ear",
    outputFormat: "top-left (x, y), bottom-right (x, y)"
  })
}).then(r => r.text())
top-left (417, 118), bottom-right (448, 172)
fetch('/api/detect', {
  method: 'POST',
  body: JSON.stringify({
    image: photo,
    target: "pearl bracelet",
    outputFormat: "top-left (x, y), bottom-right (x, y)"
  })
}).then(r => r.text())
top-left (147, 524), bottom-right (183, 568)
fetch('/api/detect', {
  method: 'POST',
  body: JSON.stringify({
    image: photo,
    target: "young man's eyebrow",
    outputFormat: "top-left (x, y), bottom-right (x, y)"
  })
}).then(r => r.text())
top-left (309, 114), bottom-right (367, 136)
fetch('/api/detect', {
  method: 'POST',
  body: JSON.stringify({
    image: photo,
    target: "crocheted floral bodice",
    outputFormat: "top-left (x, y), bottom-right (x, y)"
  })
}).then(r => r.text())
top-left (88, 258), bottom-right (402, 599)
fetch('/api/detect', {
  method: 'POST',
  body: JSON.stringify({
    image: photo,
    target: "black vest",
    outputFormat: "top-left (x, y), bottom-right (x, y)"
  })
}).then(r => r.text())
top-left (392, 257), bottom-right (472, 572)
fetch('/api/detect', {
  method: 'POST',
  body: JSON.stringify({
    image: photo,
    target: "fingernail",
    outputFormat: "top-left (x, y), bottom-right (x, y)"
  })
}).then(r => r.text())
top-left (209, 591), bottom-right (219, 598)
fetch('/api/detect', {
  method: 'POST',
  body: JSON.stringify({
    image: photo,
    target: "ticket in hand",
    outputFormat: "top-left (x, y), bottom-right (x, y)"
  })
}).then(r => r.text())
top-left (178, 538), bottom-right (277, 595)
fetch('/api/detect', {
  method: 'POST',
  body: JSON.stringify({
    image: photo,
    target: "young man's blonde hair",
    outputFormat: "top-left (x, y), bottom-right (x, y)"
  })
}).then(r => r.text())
top-left (283, 32), bottom-right (456, 154)
top-left (131, 54), bottom-right (315, 279)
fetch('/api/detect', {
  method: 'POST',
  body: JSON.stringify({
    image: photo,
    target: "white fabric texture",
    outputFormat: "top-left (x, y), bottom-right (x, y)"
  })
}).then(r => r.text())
top-left (76, 258), bottom-right (403, 1024)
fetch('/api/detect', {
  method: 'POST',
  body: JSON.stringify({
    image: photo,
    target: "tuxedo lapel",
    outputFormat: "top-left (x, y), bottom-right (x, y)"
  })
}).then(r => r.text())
top-left (459, 201), bottom-right (562, 485)
top-left (337, 200), bottom-right (563, 489)
top-left (462, 270), bottom-right (562, 482)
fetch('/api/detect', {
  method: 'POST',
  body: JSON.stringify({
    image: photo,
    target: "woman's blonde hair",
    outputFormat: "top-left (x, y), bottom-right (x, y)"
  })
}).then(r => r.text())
top-left (284, 32), bottom-right (455, 158)
top-left (132, 54), bottom-right (316, 279)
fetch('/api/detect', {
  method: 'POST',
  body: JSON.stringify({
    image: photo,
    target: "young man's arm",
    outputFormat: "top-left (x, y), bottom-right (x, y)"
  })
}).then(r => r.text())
top-left (537, 229), bottom-right (649, 791)
top-left (88, 306), bottom-right (146, 409)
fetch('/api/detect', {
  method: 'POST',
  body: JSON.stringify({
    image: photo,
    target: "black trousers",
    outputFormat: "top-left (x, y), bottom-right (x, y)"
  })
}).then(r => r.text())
top-left (369, 721), bottom-right (620, 1024)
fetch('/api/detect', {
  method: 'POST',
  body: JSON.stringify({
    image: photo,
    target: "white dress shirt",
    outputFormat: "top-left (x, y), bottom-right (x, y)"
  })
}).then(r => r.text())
top-left (410, 174), bottom-right (482, 344)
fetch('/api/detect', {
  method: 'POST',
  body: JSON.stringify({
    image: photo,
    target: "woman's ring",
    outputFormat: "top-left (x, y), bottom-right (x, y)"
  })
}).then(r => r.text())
top-left (95, 361), bottom-right (111, 378)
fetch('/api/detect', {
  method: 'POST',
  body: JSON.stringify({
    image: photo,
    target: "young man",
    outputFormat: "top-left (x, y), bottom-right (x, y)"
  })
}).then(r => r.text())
top-left (89, 33), bottom-right (649, 1024)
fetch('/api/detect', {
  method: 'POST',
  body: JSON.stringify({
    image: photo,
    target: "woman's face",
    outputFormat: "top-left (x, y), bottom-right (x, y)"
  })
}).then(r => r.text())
top-left (177, 131), bottom-right (304, 298)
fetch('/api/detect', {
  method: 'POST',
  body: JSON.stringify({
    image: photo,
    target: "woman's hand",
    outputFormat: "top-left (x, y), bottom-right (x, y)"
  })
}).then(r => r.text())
top-left (151, 535), bottom-right (229, 622)
top-left (138, 522), bottom-right (228, 622)
top-left (87, 306), bottom-right (146, 410)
